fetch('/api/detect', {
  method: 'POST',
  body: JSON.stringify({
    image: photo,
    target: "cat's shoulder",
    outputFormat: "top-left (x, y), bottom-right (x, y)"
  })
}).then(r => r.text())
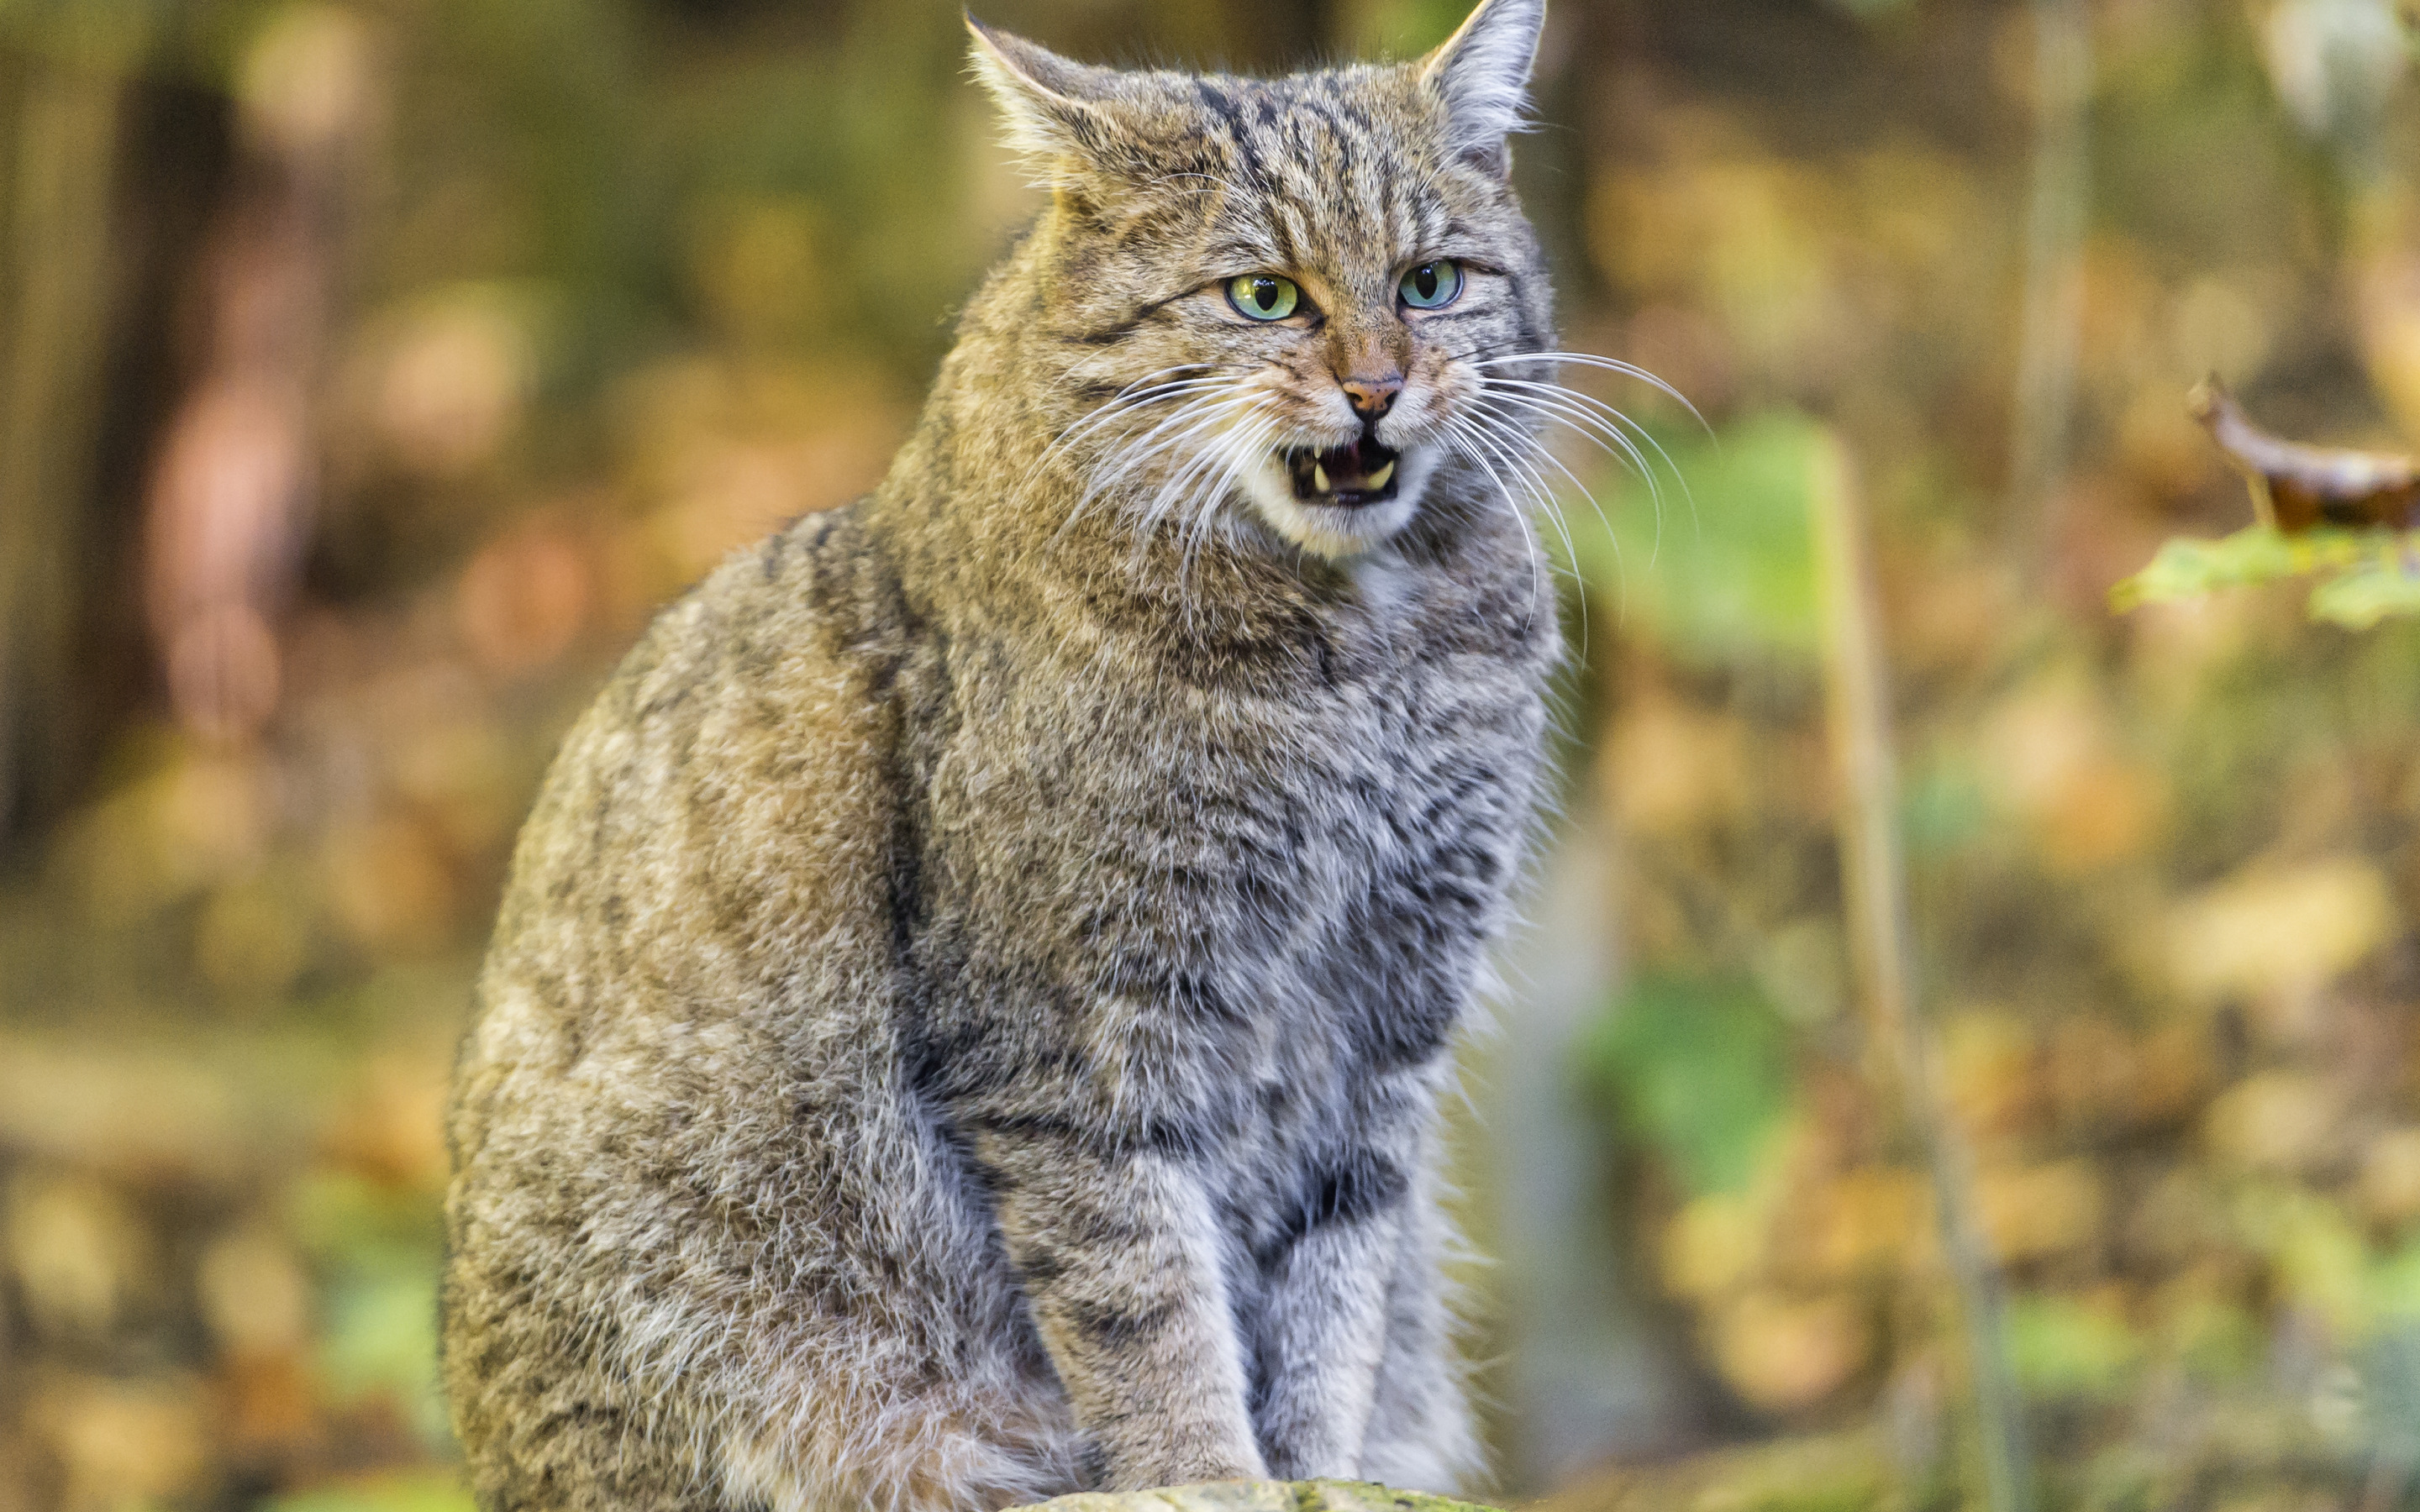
top-left (513, 501), bottom-right (918, 871)
top-left (491, 501), bottom-right (913, 974)
top-left (597, 500), bottom-right (913, 722)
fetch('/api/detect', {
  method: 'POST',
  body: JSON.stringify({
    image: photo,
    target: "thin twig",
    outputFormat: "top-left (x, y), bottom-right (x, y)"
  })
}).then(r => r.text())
top-left (2006, 0), bottom-right (2092, 538)
top-left (1811, 434), bottom-right (2034, 1512)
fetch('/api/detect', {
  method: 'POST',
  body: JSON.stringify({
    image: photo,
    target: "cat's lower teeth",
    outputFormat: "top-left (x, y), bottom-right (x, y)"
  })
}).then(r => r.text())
top-left (1313, 462), bottom-right (1332, 493)
top-left (1365, 459), bottom-right (1395, 491)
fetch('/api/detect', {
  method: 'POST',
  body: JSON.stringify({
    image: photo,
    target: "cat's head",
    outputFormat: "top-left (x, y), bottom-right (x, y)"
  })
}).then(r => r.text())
top-left (971, 0), bottom-right (1555, 560)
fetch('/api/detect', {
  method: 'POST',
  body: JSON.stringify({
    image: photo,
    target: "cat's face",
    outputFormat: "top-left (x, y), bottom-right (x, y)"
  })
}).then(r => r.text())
top-left (975, 0), bottom-right (1555, 560)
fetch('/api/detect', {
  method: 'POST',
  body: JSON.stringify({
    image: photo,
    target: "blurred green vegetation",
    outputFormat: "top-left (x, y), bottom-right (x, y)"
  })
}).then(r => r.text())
top-left (1564, 412), bottom-right (1827, 669)
top-left (1581, 973), bottom-right (1797, 1198)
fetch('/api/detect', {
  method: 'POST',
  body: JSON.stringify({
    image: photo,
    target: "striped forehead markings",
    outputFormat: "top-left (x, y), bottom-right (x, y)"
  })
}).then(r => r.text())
top-left (1190, 80), bottom-right (1270, 196)
top-left (1082, 73), bottom-right (1508, 298)
top-left (1310, 100), bottom-right (1359, 186)
top-left (1265, 94), bottom-right (1400, 278)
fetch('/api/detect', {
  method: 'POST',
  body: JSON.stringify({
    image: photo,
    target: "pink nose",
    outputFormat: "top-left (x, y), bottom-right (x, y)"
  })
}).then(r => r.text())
top-left (1340, 376), bottom-right (1402, 417)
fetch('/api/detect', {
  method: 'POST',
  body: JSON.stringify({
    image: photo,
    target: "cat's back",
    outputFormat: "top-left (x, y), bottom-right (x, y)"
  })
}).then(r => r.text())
top-left (441, 503), bottom-right (1084, 1509)
top-left (450, 501), bottom-right (915, 1169)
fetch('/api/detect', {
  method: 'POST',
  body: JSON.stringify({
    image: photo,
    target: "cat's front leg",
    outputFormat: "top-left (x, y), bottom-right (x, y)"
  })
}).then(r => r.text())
top-left (1249, 1146), bottom-right (1409, 1480)
top-left (973, 1126), bottom-right (1266, 1491)
top-left (1358, 1130), bottom-right (1483, 1494)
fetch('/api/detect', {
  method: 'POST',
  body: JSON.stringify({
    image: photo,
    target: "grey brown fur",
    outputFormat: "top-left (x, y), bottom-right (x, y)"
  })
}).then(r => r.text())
top-left (443, 3), bottom-right (1565, 1508)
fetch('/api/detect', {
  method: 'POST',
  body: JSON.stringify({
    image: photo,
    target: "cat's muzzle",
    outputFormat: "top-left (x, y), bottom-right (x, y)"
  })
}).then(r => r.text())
top-left (1285, 435), bottom-right (1399, 507)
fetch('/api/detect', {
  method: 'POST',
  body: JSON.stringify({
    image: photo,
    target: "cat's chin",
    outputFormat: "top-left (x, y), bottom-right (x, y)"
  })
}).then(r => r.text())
top-left (1240, 446), bottom-right (1434, 559)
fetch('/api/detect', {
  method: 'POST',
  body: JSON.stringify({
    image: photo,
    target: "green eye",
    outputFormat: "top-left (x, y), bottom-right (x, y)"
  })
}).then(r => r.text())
top-left (1398, 260), bottom-right (1463, 310)
top-left (1226, 274), bottom-right (1301, 321)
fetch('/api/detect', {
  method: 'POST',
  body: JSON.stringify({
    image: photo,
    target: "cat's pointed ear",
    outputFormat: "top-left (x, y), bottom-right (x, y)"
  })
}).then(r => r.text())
top-left (1418, 0), bottom-right (1544, 176)
top-left (966, 16), bottom-right (1114, 186)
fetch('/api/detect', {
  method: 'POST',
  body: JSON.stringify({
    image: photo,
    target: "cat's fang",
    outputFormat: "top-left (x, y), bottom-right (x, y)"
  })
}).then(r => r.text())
top-left (1284, 438), bottom-right (1402, 504)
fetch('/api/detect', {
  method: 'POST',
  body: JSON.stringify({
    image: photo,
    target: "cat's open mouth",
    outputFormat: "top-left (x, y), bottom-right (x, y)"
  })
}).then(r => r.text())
top-left (1283, 436), bottom-right (1399, 507)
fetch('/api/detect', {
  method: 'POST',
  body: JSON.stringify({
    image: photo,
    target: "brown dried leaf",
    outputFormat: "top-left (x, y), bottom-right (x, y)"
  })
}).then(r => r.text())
top-left (2191, 377), bottom-right (2420, 531)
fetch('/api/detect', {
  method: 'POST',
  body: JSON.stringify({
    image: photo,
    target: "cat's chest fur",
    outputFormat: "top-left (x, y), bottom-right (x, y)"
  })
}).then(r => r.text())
top-left (892, 525), bottom-right (1551, 1216)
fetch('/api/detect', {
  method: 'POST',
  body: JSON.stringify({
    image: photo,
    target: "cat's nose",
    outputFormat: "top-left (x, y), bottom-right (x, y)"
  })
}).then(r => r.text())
top-left (1339, 375), bottom-right (1402, 418)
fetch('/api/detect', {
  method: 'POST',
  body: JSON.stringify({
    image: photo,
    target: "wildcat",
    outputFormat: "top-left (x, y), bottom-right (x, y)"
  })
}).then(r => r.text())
top-left (441, 2), bottom-right (1570, 1508)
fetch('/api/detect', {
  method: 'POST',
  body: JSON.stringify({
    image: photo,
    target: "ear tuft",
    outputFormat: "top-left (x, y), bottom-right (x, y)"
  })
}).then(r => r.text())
top-left (965, 16), bottom-right (1109, 186)
top-left (1418, 0), bottom-right (1545, 174)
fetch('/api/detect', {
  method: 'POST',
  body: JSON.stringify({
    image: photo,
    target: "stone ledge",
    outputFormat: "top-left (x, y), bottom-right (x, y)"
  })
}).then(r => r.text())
top-left (1006, 1479), bottom-right (1502, 1512)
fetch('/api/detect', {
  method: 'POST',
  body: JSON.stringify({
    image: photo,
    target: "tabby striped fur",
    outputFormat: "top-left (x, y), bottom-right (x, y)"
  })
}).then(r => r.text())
top-left (442, 3), bottom-right (1566, 1507)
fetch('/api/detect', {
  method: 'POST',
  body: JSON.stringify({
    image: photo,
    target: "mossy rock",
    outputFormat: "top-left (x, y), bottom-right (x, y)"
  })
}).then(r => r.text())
top-left (1006, 1480), bottom-right (1502, 1512)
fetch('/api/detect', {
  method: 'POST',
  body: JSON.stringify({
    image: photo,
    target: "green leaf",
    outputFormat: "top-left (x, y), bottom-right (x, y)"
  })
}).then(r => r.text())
top-left (2112, 524), bottom-right (2420, 626)
top-left (2311, 554), bottom-right (2420, 627)
top-left (2110, 526), bottom-right (2327, 609)
top-left (1577, 973), bottom-right (1795, 1195)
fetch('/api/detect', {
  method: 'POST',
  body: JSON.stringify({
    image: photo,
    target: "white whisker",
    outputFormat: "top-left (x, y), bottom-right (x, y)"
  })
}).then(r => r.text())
top-left (1474, 392), bottom-right (1666, 559)
top-left (1028, 363), bottom-right (1236, 500)
top-left (1475, 375), bottom-right (1696, 530)
top-left (1469, 349), bottom-right (1709, 433)
top-left (1460, 407), bottom-right (1622, 654)
top-left (1100, 394), bottom-right (1256, 501)
top-left (1047, 377), bottom-right (1235, 471)
top-left (1477, 376), bottom-right (1681, 484)
top-left (1178, 413), bottom-right (1278, 613)
top-left (1459, 410), bottom-right (1581, 581)
top-left (1435, 419), bottom-right (1545, 617)
top-left (1473, 382), bottom-right (1691, 559)
top-left (1470, 403), bottom-right (1616, 539)
top-left (1118, 394), bottom-right (1267, 561)
top-left (1116, 396), bottom-right (1265, 528)
top-left (1469, 409), bottom-right (1597, 565)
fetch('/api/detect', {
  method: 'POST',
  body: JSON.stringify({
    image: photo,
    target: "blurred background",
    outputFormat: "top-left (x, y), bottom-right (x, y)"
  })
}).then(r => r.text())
top-left (3, 0), bottom-right (2420, 1509)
